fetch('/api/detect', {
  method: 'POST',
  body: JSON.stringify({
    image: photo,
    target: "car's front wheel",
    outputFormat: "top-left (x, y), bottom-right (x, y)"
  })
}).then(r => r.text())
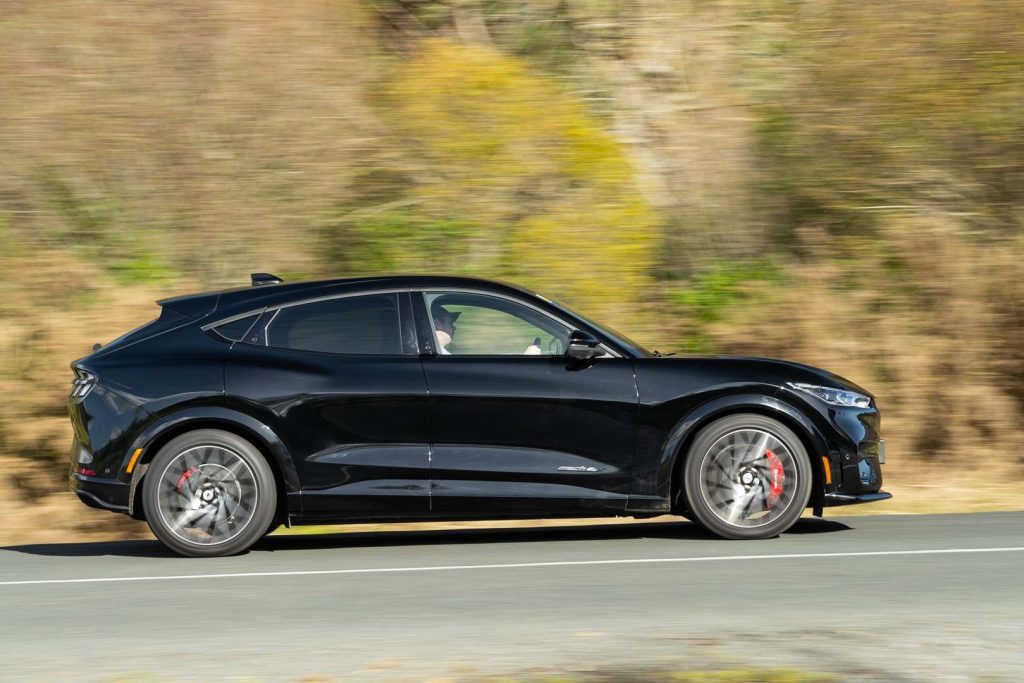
top-left (683, 414), bottom-right (811, 540)
top-left (142, 429), bottom-right (277, 557)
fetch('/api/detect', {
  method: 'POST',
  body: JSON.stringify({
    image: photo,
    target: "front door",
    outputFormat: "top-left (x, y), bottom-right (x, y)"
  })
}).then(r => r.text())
top-left (225, 291), bottom-right (431, 519)
top-left (415, 290), bottom-right (638, 515)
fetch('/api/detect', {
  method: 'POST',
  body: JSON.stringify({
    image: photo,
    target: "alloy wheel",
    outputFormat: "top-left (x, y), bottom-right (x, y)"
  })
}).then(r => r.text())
top-left (155, 445), bottom-right (259, 546)
top-left (697, 428), bottom-right (800, 529)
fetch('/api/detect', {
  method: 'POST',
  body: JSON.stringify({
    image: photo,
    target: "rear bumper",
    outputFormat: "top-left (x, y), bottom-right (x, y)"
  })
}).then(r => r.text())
top-left (822, 491), bottom-right (892, 507)
top-left (69, 472), bottom-right (130, 514)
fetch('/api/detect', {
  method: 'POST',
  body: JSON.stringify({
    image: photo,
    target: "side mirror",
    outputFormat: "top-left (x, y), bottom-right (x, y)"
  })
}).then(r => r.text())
top-left (566, 330), bottom-right (602, 361)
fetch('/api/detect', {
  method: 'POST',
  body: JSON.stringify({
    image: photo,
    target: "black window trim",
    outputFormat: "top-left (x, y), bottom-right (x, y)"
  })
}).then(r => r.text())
top-left (205, 310), bottom-right (265, 343)
top-left (202, 307), bottom-right (267, 334)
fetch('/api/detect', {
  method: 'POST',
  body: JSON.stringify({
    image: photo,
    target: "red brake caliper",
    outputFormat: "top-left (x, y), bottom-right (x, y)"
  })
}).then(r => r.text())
top-left (176, 466), bottom-right (199, 495)
top-left (765, 449), bottom-right (785, 508)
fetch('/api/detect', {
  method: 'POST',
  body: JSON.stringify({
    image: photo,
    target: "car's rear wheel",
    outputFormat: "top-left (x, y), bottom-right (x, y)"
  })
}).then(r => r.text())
top-left (142, 429), bottom-right (277, 557)
top-left (682, 414), bottom-right (811, 540)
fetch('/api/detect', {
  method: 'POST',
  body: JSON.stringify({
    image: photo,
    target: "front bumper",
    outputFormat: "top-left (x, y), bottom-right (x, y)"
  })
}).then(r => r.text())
top-left (69, 471), bottom-right (130, 514)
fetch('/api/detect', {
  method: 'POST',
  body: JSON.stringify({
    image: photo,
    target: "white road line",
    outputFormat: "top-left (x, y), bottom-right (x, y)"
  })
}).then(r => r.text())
top-left (1, 546), bottom-right (1023, 587)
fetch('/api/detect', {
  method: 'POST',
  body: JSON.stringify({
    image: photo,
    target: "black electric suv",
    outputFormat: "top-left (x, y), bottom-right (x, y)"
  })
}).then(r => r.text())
top-left (68, 274), bottom-right (890, 556)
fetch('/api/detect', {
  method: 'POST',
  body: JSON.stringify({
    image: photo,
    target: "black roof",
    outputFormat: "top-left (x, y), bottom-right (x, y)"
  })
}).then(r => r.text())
top-left (158, 275), bottom-right (539, 318)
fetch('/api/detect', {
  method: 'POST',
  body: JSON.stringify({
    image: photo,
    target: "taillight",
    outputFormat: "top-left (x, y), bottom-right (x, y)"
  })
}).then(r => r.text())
top-left (70, 367), bottom-right (97, 402)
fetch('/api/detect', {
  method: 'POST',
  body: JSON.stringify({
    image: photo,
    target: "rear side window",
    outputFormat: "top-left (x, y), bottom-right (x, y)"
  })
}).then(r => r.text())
top-left (265, 294), bottom-right (402, 355)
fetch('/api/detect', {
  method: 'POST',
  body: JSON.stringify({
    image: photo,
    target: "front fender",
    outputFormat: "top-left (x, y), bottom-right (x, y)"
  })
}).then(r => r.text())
top-left (122, 406), bottom-right (301, 517)
top-left (638, 393), bottom-right (831, 510)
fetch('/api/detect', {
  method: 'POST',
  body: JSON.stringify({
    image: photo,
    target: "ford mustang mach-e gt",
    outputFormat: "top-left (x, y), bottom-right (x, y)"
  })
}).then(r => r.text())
top-left (68, 274), bottom-right (890, 556)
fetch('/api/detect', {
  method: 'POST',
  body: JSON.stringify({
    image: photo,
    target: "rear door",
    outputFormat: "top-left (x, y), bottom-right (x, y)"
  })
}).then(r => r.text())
top-left (414, 290), bottom-right (638, 515)
top-left (224, 291), bottom-right (431, 519)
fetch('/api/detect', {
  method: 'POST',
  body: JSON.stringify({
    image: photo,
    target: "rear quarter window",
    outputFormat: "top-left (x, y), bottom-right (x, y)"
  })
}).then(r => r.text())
top-left (211, 314), bottom-right (261, 342)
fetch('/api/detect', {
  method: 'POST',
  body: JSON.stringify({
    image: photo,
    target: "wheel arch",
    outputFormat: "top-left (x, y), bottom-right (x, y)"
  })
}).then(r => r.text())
top-left (660, 394), bottom-right (830, 514)
top-left (124, 407), bottom-right (299, 522)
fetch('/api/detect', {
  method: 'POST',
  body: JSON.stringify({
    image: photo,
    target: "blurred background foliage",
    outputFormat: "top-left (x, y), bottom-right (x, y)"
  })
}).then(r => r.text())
top-left (0, 0), bottom-right (1022, 535)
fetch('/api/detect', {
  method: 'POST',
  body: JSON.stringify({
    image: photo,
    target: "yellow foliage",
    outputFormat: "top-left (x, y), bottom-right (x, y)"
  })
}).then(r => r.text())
top-left (387, 38), bottom-right (657, 320)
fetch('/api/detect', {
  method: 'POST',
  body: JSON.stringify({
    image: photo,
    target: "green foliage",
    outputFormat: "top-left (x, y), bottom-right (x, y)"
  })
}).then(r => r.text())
top-left (671, 260), bottom-right (785, 353)
top-left (106, 250), bottom-right (177, 285)
top-left (330, 209), bottom-right (477, 274)
top-left (673, 260), bottom-right (784, 324)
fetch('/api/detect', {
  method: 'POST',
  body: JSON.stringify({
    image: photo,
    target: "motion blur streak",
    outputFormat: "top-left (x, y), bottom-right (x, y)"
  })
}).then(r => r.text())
top-left (1, 3), bottom-right (1022, 679)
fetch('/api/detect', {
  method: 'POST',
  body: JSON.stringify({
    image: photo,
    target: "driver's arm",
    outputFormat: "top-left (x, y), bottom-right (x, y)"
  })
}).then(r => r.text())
top-left (524, 336), bottom-right (542, 355)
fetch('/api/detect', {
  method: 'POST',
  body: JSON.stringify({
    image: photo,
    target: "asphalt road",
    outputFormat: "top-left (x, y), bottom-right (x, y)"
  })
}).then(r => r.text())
top-left (1, 512), bottom-right (1023, 682)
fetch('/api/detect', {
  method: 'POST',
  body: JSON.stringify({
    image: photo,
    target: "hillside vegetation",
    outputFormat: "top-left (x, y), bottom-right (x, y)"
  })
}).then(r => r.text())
top-left (1, 0), bottom-right (1022, 539)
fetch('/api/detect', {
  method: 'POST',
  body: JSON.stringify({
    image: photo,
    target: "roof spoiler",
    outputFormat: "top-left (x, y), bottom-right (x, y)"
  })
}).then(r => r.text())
top-left (251, 272), bottom-right (283, 287)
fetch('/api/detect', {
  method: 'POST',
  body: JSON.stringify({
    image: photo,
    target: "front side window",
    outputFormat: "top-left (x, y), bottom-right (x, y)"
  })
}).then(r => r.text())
top-left (424, 292), bottom-right (571, 356)
top-left (265, 293), bottom-right (402, 355)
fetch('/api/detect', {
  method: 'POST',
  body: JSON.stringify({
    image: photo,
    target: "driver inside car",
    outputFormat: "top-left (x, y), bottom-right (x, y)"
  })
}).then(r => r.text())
top-left (432, 304), bottom-right (460, 355)
top-left (432, 301), bottom-right (547, 355)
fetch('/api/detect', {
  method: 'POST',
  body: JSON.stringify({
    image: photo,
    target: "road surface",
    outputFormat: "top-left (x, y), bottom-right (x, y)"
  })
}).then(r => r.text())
top-left (1, 512), bottom-right (1022, 681)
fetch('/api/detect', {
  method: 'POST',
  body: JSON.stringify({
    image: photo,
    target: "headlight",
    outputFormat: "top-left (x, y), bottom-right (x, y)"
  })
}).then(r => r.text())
top-left (788, 382), bottom-right (871, 408)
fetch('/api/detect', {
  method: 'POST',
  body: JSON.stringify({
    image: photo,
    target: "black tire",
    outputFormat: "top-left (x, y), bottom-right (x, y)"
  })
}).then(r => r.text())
top-left (142, 429), bottom-right (277, 557)
top-left (682, 414), bottom-right (811, 540)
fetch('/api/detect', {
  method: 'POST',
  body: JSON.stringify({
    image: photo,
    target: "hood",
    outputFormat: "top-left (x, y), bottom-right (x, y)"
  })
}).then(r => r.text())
top-left (709, 355), bottom-right (873, 397)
